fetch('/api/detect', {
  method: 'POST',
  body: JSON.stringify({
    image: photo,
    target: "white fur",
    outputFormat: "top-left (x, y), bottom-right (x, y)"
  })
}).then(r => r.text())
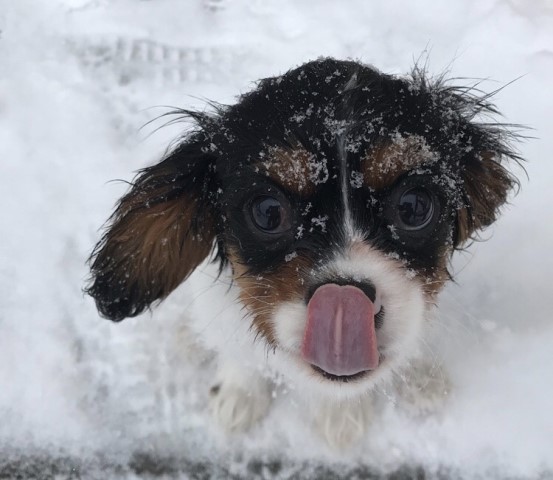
top-left (272, 242), bottom-right (427, 399)
top-left (313, 395), bottom-right (373, 450)
top-left (209, 361), bottom-right (272, 432)
top-left (179, 239), bottom-right (429, 442)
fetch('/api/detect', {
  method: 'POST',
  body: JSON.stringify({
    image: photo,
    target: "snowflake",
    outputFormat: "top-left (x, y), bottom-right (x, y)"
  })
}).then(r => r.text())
top-left (350, 170), bottom-right (364, 189)
top-left (285, 251), bottom-right (298, 262)
top-left (310, 215), bottom-right (329, 233)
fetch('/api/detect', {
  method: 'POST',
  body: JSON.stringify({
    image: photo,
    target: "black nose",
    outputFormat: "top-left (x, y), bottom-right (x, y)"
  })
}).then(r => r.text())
top-left (306, 278), bottom-right (376, 303)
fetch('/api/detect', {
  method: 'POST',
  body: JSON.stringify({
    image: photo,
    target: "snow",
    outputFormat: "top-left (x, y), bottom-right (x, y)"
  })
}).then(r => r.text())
top-left (1, 0), bottom-right (553, 477)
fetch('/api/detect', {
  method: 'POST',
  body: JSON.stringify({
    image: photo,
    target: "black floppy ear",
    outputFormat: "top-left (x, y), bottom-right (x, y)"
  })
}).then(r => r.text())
top-left (86, 134), bottom-right (219, 321)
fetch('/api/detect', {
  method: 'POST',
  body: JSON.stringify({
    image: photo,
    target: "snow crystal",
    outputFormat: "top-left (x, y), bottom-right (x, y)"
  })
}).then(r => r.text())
top-left (323, 117), bottom-right (349, 137)
top-left (386, 224), bottom-right (399, 240)
top-left (310, 215), bottom-right (329, 232)
top-left (350, 170), bottom-right (364, 189)
top-left (289, 112), bottom-right (306, 123)
top-left (308, 156), bottom-right (329, 184)
top-left (285, 251), bottom-right (297, 262)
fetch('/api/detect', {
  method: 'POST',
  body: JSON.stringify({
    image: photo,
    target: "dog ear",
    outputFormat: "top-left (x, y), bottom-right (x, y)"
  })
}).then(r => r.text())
top-left (455, 151), bottom-right (519, 246)
top-left (86, 135), bottom-right (219, 321)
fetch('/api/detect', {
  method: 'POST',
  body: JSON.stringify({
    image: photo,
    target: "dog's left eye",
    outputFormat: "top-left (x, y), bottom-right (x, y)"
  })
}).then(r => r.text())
top-left (396, 187), bottom-right (435, 230)
top-left (250, 196), bottom-right (291, 233)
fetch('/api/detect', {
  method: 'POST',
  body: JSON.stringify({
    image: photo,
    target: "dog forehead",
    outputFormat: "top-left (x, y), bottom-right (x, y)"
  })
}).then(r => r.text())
top-left (214, 58), bottom-right (479, 200)
top-left (215, 61), bottom-right (385, 152)
top-left (248, 134), bottom-right (447, 198)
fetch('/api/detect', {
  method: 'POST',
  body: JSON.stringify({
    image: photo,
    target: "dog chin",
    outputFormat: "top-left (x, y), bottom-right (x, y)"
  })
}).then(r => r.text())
top-left (271, 246), bottom-right (427, 397)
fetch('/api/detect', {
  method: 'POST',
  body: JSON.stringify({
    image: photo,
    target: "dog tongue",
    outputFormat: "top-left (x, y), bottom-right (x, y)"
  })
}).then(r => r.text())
top-left (302, 284), bottom-right (379, 376)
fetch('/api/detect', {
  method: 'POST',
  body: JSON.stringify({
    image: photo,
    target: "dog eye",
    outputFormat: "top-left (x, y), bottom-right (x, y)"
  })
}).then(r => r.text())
top-left (396, 187), bottom-right (434, 230)
top-left (250, 196), bottom-right (290, 233)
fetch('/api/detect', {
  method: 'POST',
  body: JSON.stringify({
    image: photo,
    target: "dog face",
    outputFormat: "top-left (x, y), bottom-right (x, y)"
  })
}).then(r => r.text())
top-left (87, 59), bottom-right (520, 393)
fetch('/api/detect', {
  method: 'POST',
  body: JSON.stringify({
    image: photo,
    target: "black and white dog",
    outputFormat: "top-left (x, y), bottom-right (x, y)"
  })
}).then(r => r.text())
top-left (87, 58), bottom-right (521, 447)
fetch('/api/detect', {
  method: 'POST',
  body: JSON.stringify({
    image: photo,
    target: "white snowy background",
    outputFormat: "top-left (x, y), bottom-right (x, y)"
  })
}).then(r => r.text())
top-left (1, 0), bottom-right (552, 478)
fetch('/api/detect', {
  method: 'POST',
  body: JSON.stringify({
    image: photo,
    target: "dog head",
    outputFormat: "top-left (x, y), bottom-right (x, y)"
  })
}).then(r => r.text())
top-left (87, 58), bottom-right (521, 393)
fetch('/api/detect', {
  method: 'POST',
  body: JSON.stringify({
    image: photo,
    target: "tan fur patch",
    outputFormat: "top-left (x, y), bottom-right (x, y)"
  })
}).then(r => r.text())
top-left (456, 207), bottom-right (471, 245)
top-left (102, 194), bottom-right (214, 300)
top-left (419, 255), bottom-right (451, 301)
top-left (228, 248), bottom-right (313, 346)
top-left (361, 135), bottom-right (439, 191)
top-left (455, 151), bottom-right (515, 247)
top-left (259, 147), bottom-right (325, 196)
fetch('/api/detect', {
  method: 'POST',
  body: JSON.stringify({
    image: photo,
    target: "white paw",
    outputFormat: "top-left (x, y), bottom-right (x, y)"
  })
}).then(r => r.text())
top-left (394, 359), bottom-right (451, 416)
top-left (209, 364), bottom-right (272, 433)
top-left (314, 397), bottom-right (371, 450)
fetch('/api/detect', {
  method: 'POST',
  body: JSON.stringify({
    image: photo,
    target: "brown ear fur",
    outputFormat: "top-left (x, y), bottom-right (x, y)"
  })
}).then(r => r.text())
top-left (86, 141), bottom-right (217, 321)
top-left (456, 151), bottom-right (518, 246)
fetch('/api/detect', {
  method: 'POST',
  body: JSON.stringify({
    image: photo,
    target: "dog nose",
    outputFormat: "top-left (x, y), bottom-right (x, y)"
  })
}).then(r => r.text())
top-left (306, 278), bottom-right (376, 303)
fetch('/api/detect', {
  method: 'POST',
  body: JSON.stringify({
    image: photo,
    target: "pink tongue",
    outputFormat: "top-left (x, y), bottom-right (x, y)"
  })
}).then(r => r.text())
top-left (301, 284), bottom-right (379, 376)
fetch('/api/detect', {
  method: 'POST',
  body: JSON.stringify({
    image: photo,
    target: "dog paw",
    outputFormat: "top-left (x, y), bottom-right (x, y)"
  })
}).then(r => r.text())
top-left (314, 397), bottom-right (371, 450)
top-left (394, 359), bottom-right (451, 416)
top-left (208, 365), bottom-right (272, 433)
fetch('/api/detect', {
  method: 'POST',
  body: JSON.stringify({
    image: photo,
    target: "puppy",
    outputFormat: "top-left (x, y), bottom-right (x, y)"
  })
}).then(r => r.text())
top-left (86, 58), bottom-right (521, 448)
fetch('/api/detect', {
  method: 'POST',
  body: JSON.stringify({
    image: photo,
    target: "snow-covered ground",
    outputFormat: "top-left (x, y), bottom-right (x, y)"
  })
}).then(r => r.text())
top-left (1, 0), bottom-right (552, 478)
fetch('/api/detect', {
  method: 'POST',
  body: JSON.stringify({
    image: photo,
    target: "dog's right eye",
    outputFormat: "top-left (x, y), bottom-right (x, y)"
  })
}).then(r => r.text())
top-left (250, 196), bottom-right (291, 233)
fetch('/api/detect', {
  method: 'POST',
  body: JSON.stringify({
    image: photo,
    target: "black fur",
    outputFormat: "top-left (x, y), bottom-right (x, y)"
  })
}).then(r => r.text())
top-left (87, 58), bottom-right (522, 321)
